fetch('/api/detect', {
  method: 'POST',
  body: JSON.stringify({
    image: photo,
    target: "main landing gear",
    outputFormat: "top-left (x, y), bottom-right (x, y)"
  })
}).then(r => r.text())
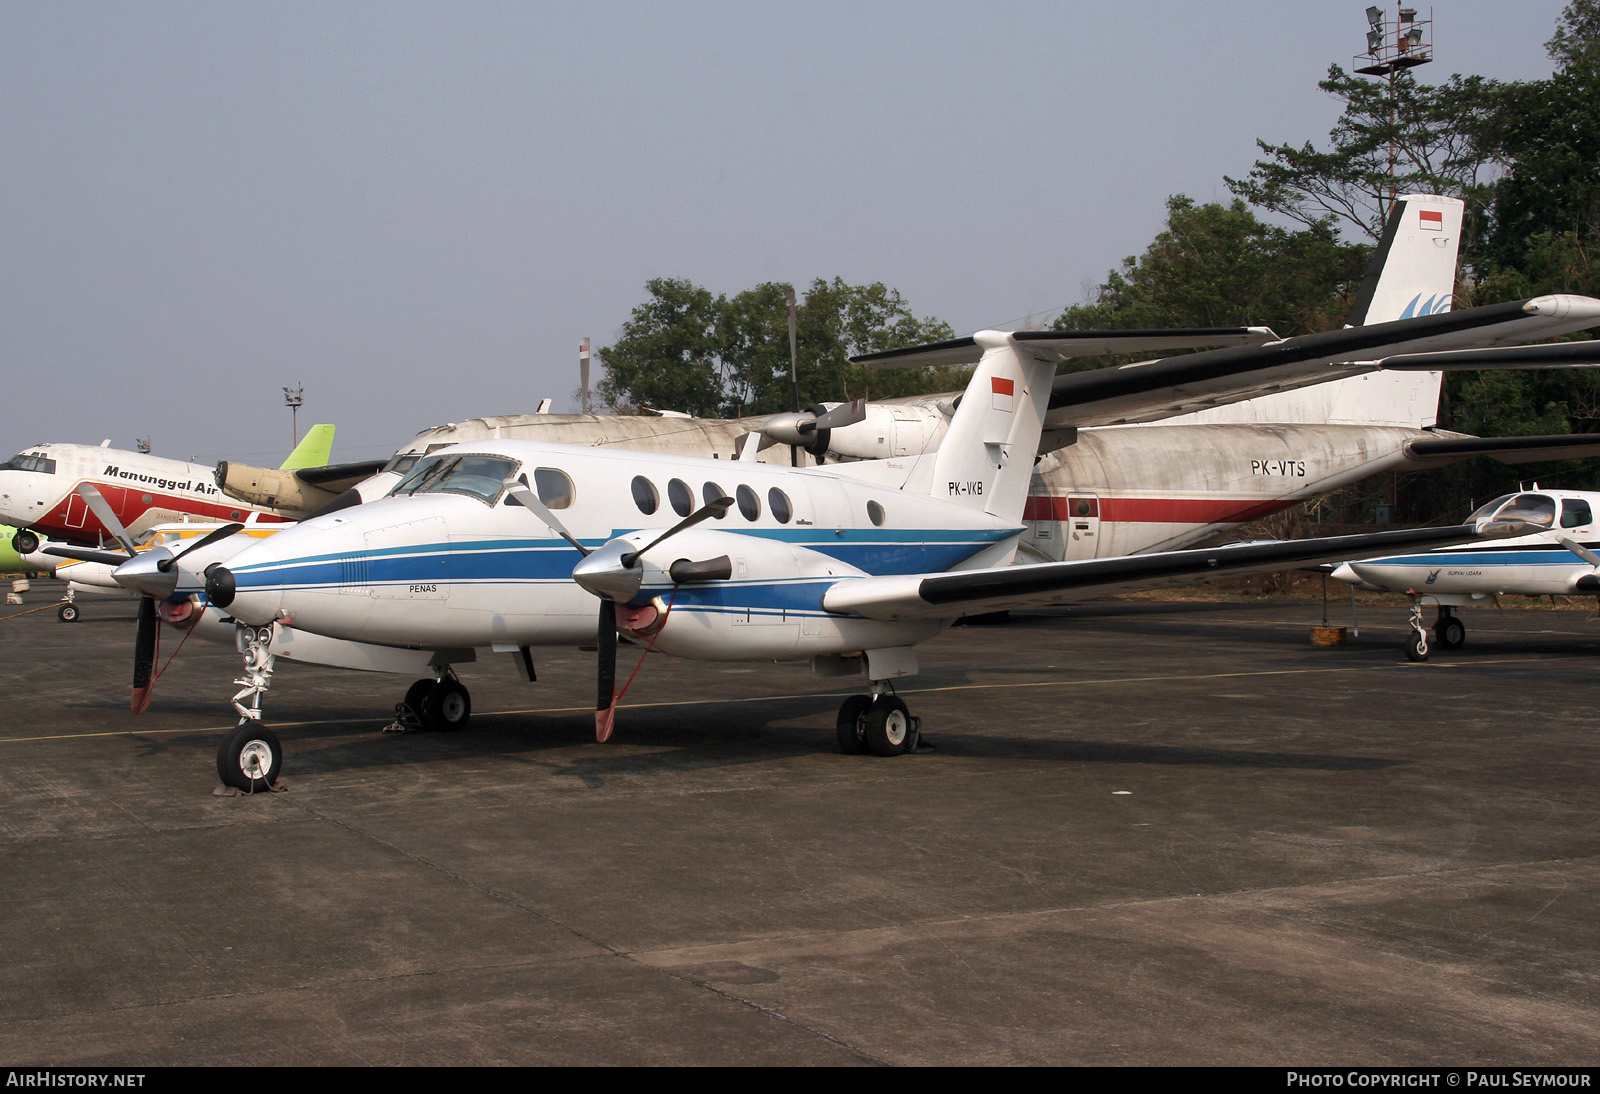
top-left (396, 673), bottom-right (472, 733)
top-left (1405, 601), bottom-right (1465, 662)
top-left (836, 686), bottom-right (922, 757)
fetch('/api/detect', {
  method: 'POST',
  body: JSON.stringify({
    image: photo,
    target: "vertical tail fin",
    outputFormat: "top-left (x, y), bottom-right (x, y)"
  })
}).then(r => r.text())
top-left (928, 331), bottom-right (1054, 523)
top-left (280, 424), bottom-right (336, 470)
top-left (1345, 194), bottom-right (1462, 326)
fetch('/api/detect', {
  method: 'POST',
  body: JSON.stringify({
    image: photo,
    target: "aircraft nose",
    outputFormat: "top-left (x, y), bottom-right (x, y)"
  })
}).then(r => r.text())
top-left (1328, 562), bottom-right (1361, 585)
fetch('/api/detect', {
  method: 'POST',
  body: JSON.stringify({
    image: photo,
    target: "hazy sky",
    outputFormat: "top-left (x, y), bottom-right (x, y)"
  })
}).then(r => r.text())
top-left (0, 1), bottom-right (1574, 466)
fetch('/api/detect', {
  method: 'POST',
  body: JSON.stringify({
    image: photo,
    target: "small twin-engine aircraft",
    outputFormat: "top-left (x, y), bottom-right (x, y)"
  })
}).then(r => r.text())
top-left (195, 330), bottom-right (1525, 792)
top-left (1330, 486), bottom-right (1600, 661)
top-left (0, 425), bottom-right (338, 553)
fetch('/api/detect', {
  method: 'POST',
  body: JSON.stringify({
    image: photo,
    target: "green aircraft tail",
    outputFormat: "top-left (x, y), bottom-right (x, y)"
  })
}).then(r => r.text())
top-left (280, 424), bottom-right (335, 470)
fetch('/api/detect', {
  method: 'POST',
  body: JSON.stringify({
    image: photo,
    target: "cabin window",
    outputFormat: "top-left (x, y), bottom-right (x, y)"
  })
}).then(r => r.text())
top-left (1562, 498), bottom-right (1593, 529)
top-left (703, 482), bottom-right (728, 518)
top-left (1467, 494), bottom-right (1515, 522)
top-left (769, 488), bottom-right (792, 524)
top-left (0, 453), bottom-right (56, 474)
top-left (668, 478), bottom-right (693, 517)
top-left (736, 484), bottom-right (760, 521)
top-left (867, 500), bottom-right (886, 527)
top-left (534, 467), bottom-right (574, 509)
top-left (632, 475), bottom-right (659, 515)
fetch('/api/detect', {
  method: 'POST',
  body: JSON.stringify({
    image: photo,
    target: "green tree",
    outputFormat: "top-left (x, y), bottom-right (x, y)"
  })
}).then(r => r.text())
top-left (1225, 67), bottom-right (1507, 254)
top-left (1054, 197), bottom-right (1370, 351)
top-left (599, 278), bottom-right (957, 416)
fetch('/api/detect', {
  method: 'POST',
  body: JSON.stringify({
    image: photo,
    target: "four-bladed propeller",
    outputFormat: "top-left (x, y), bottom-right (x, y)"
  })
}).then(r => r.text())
top-left (755, 400), bottom-right (866, 461)
top-left (504, 477), bottom-right (733, 741)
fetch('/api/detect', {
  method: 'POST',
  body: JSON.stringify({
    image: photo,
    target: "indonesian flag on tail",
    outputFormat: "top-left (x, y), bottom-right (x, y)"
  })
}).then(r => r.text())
top-left (1419, 208), bottom-right (1444, 231)
top-left (991, 376), bottom-right (1015, 413)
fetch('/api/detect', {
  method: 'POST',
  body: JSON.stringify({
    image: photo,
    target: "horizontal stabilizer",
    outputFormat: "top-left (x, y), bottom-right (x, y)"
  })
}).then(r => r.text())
top-left (1405, 432), bottom-right (1600, 465)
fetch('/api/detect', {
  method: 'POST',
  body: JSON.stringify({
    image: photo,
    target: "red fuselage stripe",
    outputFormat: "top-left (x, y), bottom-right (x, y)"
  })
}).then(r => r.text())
top-left (1022, 496), bottom-right (1292, 524)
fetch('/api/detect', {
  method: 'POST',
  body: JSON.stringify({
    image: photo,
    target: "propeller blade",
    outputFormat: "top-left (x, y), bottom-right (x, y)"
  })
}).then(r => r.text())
top-left (76, 484), bottom-right (138, 555)
top-left (1558, 536), bottom-right (1600, 568)
top-left (43, 546), bottom-right (132, 567)
top-left (503, 480), bottom-right (591, 556)
top-left (164, 522), bottom-right (245, 569)
top-left (131, 597), bottom-right (158, 714)
top-left (813, 399), bottom-right (866, 430)
top-left (620, 496), bottom-right (733, 568)
top-left (596, 599), bottom-right (618, 743)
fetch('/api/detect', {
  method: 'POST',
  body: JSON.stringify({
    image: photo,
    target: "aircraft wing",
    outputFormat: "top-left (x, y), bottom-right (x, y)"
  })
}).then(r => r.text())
top-left (1039, 299), bottom-right (1600, 427)
top-left (1404, 432), bottom-right (1600, 465)
top-left (852, 299), bottom-right (1600, 429)
top-left (293, 459), bottom-right (390, 491)
top-left (821, 524), bottom-right (1483, 621)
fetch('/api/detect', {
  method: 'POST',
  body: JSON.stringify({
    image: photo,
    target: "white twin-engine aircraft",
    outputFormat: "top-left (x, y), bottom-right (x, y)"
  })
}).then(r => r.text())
top-left (1331, 487), bottom-right (1600, 661)
top-left (198, 332), bottom-right (1520, 792)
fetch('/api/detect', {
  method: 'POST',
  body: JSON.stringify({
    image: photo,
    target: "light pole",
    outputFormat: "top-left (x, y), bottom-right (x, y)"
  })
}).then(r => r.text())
top-left (283, 384), bottom-right (304, 447)
top-left (1354, 5), bottom-right (1434, 216)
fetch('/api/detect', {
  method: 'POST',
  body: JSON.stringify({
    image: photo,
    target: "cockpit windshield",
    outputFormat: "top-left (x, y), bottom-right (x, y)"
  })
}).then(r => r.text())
top-left (0, 453), bottom-right (57, 474)
top-left (387, 454), bottom-right (517, 504)
top-left (1466, 494), bottom-right (1515, 523)
top-left (381, 452), bottom-right (421, 476)
top-left (1476, 492), bottom-right (1557, 529)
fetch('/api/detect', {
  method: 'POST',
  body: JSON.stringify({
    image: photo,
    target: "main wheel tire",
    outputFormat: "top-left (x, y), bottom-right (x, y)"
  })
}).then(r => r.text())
top-left (1437, 617), bottom-right (1465, 649)
top-left (402, 678), bottom-right (433, 721)
top-left (423, 678), bottom-right (471, 732)
top-left (217, 721), bottom-right (282, 793)
top-left (12, 529), bottom-right (39, 555)
top-left (57, 603), bottom-right (79, 623)
top-left (864, 696), bottom-right (913, 757)
top-left (836, 694), bottom-right (872, 755)
top-left (1405, 629), bottom-right (1430, 662)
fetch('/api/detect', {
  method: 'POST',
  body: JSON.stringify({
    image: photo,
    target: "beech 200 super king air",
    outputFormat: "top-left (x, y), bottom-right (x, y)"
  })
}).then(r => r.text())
top-left (196, 331), bottom-right (1523, 792)
top-left (0, 425), bottom-right (335, 553)
top-left (1330, 487), bottom-right (1600, 661)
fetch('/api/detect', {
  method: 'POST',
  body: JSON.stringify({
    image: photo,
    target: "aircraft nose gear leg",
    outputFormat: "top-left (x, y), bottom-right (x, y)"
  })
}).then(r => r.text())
top-left (218, 623), bottom-right (285, 793)
top-left (1405, 600), bottom-right (1431, 662)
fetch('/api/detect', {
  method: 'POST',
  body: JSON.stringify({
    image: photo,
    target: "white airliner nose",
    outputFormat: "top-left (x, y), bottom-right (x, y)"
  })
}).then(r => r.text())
top-left (204, 541), bottom-right (285, 626)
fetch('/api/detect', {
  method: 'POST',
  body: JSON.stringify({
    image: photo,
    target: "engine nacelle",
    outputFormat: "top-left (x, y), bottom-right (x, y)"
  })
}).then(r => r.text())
top-left (816, 403), bottom-right (948, 462)
top-left (215, 462), bottom-right (339, 515)
top-left (627, 527), bottom-right (942, 661)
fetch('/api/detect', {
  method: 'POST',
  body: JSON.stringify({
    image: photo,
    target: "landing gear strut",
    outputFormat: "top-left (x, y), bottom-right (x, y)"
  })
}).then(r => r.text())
top-left (836, 685), bottom-right (921, 756)
top-left (219, 623), bottom-right (285, 792)
top-left (1405, 601), bottom-right (1430, 662)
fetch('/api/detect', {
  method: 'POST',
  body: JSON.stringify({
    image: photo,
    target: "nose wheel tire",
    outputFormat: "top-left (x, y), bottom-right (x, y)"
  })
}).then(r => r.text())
top-left (865, 695), bottom-right (916, 757)
top-left (217, 721), bottom-right (282, 793)
top-left (1405, 629), bottom-right (1430, 662)
top-left (57, 604), bottom-right (79, 623)
top-left (422, 679), bottom-right (472, 732)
